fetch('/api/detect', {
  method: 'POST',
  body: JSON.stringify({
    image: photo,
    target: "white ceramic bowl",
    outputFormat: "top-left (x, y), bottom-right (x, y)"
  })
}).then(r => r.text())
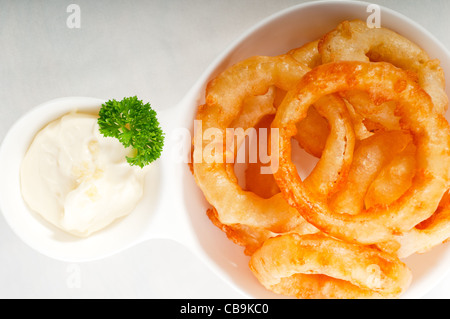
top-left (1, 0), bottom-right (450, 298)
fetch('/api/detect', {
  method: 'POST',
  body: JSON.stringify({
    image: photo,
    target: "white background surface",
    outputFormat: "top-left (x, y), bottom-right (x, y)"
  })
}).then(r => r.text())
top-left (1, 0), bottom-right (450, 298)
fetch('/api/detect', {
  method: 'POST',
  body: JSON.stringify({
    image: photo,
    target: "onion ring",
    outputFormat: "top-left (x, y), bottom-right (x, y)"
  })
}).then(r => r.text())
top-left (319, 20), bottom-right (448, 114)
top-left (364, 142), bottom-right (416, 210)
top-left (272, 61), bottom-right (450, 244)
top-left (193, 55), bottom-right (354, 232)
top-left (206, 93), bottom-right (355, 254)
top-left (205, 91), bottom-right (354, 254)
top-left (289, 40), bottom-right (332, 157)
top-left (229, 87), bottom-right (276, 131)
top-left (292, 105), bottom-right (329, 158)
top-left (343, 90), bottom-right (401, 139)
top-left (207, 115), bottom-right (318, 256)
top-left (193, 55), bottom-right (310, 232)
top-left (249, 233), bottom-right (412, 299)
top-left (288, 39), bottom-right (322, 69)
top-left (329, 130), bottom-right (412, 215)
top-left (195, 49), bottom-right (354, 253)
top-left (397, 196), bottom-right (450, 258)
top-left (302, 94), bottom-right (355, 198)
top-left (244, 115), bottom-right (281, 199)
top-left (378, 191), bottom-right (450, 258)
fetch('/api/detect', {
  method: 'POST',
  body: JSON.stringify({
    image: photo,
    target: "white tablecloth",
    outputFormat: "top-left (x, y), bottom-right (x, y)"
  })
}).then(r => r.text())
top-left (1, 0), bottom-right (450, 298)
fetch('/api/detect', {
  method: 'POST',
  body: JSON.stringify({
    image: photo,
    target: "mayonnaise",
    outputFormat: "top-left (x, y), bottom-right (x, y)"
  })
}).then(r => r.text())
top-left (20, 111), bottom-right (149, 237)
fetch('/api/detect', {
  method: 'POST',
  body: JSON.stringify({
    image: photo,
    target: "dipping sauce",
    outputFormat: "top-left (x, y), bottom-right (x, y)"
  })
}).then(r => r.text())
top-left (20, 111), bottom-right (148, 237)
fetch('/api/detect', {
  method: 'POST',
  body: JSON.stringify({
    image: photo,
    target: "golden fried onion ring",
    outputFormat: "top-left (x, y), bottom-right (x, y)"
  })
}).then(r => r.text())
top-left (272, 61), bottom-right (450, 245)
top-left (208, 114), bottom-right (318, 256)
top-left (244, 115), bottom-right (281, 200)
top-left (249, 233), bottom-right (412, 299)
top-left (329, 130), bottom-right (412, 215)
top-left (319, 20), bottom-right (448, 114)
top-left (193, 55), bottom-right (310, 232)
top-left (205, 92), bottom-right (355, 254)
top-left (194, 55), bottom-right (354, 234)
top-left (378, 191), bottom-right (450, 258)
top-left (302, 94), bottom-right (355, 198)
top-left (396, 197), bottom-right (450, 257)
top-left (364, 142), bottom-right (416, 210)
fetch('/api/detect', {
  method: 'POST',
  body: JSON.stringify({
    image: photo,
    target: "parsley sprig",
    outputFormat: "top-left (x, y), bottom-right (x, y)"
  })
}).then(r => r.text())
top-left (97, 96), bottom-right (164, 168)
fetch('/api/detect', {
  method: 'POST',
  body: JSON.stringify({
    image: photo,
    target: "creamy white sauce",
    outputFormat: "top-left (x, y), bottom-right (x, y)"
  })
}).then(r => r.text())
top-left (20, 111), bottom-right (149, 237)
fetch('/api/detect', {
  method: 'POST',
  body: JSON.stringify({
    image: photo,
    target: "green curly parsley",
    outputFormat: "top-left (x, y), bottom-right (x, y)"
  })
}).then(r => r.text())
top-left (97, 96), bottom-right (164, 168)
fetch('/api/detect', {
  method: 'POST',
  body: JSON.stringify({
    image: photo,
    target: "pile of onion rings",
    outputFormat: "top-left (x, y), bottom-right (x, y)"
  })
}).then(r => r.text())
top-left (191, 20), bottom-right (450, 299)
